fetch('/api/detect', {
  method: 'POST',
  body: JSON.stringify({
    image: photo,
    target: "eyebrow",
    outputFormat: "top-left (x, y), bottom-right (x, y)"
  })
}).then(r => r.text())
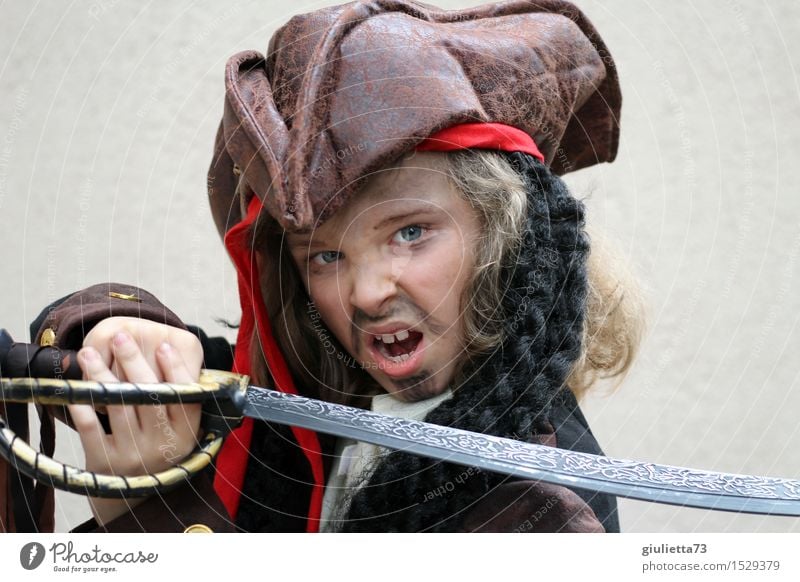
top-left (287, 230), bottom-right (317, 251)
top-left (289, 234), bottom-right (318, 252)
top-left (371, 205), bottom-right (441, 232)
top-left (288, 204), bottom-right (441, 250)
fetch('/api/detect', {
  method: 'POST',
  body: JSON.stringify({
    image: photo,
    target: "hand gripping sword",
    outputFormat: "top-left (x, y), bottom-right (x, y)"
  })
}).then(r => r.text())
top-left (1, 332), bottom-right (799, 516)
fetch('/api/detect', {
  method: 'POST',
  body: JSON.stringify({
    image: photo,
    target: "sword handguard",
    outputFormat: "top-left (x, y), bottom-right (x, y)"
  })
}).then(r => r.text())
top-left (0, 370), bottom-right (247, 498)
top-left (196, 369), bottom-right (248, 437)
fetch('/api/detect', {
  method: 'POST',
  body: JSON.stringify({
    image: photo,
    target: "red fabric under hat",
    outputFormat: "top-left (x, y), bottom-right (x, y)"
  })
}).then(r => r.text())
top-left (416, 122), bottom-right (544, 161)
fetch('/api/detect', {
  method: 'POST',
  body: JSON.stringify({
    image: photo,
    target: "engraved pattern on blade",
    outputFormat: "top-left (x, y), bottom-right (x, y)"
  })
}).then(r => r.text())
top-left (243, 388), bottom-right (800, 514)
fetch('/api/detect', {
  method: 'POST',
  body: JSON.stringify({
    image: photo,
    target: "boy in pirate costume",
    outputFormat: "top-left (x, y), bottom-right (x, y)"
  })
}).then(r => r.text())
top-left (3, 0), bottom-right (644, 532)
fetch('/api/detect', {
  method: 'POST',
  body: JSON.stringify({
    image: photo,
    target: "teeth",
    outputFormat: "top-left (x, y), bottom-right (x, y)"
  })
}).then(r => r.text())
top-left (375, 330), bottom-right (411, 344)
top-left (386, 352), bottom-right (412, 362)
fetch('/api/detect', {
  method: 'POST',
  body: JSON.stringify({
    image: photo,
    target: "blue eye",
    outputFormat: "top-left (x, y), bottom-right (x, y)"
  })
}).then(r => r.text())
top-left (394, 225), bottom-right (425, 244)
top-left (311, 250), bottom-right (341, 266)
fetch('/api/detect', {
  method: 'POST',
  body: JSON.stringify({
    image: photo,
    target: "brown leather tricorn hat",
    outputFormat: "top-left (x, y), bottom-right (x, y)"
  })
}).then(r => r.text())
top-left (207, 0), bottom-right (621, 236)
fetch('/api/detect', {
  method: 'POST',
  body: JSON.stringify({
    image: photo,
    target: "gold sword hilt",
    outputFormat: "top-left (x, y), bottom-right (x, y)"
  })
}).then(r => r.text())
top-left (0, 368), bottom-right (248, 498)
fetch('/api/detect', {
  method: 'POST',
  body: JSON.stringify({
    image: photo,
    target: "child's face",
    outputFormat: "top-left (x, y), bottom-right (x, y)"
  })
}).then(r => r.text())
top-left (287, 152), bottom-right (481, 402)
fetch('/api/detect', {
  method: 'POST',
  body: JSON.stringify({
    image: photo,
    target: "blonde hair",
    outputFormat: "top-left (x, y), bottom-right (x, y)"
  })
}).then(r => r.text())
top-left (447, 150), bottom-right (646, 401)
top-left (569, 224), bottom-right (647, 399)
top-left (251, 150), bottom-right (646, 404)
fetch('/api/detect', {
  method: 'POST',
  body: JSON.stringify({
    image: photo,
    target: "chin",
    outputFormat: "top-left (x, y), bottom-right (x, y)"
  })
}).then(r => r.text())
top-left (383, 373), bottom-right (447, 402)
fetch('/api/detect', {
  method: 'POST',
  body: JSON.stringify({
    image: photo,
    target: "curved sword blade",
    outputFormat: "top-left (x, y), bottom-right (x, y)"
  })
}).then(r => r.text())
top-left (244, 386), bottom-right (800, 516)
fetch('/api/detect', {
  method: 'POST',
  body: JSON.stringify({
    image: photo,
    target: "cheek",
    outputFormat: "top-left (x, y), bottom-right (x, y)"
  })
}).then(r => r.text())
top-left (405, 237), bottom-right (472, 325)
top-left (307, 280), bottom-right (349, 336)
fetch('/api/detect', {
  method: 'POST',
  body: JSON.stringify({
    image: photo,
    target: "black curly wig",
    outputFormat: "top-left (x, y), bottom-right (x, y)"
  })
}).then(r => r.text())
top-left (334, 151), bottom-right (591, 531)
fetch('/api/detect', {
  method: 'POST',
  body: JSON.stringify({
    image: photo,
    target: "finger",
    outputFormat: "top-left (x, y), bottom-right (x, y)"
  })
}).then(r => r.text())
top-left (155, 343), bottom-right (203, 449)
top-left (109, 331), bottom-right (162, 432)
top-left (75, 347), bottom-right (108, 416)
top-left (67, 403), bottom-right (107, 449)
top-left (109, 331), bottom-right (160, 383)
top-left (67, 403), bottom-right (116, 474)
top-left (78, 346), bottom-right (141, 443)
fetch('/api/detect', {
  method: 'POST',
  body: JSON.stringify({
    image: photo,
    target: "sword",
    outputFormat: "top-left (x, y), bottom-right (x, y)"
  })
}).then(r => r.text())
top-left (1, 332), bottom-right (799, 516)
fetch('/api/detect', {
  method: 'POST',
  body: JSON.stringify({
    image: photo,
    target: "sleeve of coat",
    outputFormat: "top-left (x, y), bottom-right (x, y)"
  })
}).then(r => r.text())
top-left (458, 422), bottom-right (606, 533)
top-left (30, 282), bottom-right (190, 346)
top-left (27, 282), bottom-right (236, 533)
top-left (70, 471), bottom-right (235, 533)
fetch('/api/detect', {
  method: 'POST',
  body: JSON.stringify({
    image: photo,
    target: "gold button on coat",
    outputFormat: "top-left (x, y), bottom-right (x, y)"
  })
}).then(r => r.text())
top-left (40, 328), bottom-right (56, 346)
top-left (183, 524), bottom-right (213, 533)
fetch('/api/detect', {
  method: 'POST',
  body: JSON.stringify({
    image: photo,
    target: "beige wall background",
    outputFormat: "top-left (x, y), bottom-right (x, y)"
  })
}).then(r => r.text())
top-left (1, 0), bottom-right (798, 532)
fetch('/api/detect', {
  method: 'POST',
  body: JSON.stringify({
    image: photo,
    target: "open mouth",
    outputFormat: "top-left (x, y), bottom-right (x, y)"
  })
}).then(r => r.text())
top-left (373, 330), bottom-right (424, 362)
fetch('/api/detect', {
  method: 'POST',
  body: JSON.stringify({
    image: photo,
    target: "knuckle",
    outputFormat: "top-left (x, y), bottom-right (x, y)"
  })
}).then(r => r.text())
top-left (78, 348), bottom-right (110, 378)
top-left (174, 329), bottom-right (202, 353)
top-left (120, 452), bottom-right (141, 471)
top-left (169, 332), bottom-right (203, 369)
top-left (83, 317), bottom-right (128, 344)
top-left (71, 414), bottom-right (93, 432)
top-left (112, 335), bottom-right (139, 360)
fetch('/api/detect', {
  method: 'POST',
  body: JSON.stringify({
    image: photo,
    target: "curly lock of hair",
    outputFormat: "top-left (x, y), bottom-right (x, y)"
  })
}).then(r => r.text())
top-left (338, 152), bottom-right (591, 532)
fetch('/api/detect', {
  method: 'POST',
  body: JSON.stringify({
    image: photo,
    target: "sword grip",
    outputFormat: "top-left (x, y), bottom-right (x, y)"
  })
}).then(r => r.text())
top-left (0, 329), bottom-right (82, 380)
top-left (0, 332), bottom-right (249, 497)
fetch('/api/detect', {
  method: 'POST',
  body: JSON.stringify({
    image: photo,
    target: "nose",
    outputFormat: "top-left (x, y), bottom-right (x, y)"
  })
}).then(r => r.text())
top-left (348, 259), bottom-right (398, 316)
